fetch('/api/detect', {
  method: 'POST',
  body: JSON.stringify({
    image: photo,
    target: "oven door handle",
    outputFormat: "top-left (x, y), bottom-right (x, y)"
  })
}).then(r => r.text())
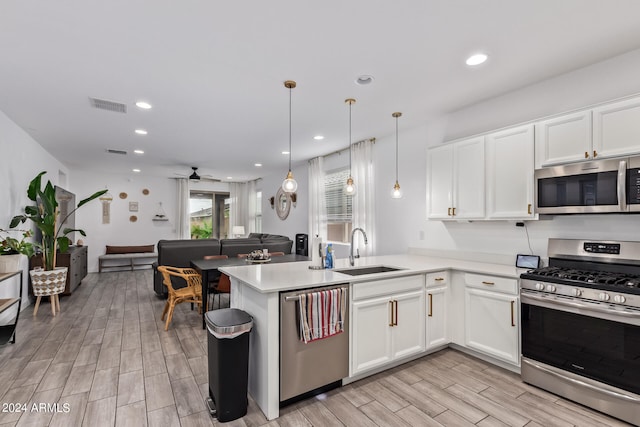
top-left (522, 358), bottom-right (640, 403)
top-left (521, 292), bottom-right (640, 318)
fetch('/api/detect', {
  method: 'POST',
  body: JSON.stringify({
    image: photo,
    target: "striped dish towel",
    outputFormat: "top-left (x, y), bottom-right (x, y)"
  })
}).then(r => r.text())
top-left (298, 288), bottom-right (346, 343)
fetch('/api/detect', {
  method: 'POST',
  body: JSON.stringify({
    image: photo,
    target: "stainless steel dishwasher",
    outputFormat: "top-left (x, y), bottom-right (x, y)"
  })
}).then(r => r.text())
top-left (280, 284), bottom-right (349, 403)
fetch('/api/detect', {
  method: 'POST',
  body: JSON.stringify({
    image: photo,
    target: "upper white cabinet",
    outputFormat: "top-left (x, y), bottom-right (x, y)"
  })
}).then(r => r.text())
top-left (486, 124), bottom-right (535, 219)
top-left (427, 137), bottom-right (485, 220)
top-left (536, 110), bottom-right (592, 167)
top-left (536, 96), bottom-right (640, 168)
top-left (593, 97), bottom-right (640, 159)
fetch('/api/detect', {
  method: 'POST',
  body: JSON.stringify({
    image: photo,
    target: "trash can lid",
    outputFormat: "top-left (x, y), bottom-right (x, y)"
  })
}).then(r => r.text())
top-left (205, 308), bottom-right (253, 336)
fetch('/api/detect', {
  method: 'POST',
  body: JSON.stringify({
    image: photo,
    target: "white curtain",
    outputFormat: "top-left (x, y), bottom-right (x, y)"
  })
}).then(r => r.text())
top-left (176, 178), bottom-right (190, 239)
top-left (308, 156), bottom-right (327, 241)
top-left (351, 139), bottom-right (375, 255)
top-left (229, 181), bottom-right (257, 236)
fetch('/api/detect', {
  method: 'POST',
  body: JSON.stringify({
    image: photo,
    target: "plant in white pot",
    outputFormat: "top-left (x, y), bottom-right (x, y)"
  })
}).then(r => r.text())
top-left (0, 229), bottom-right (35, 273)
top-left (9, 171), bottom-right (107, 315)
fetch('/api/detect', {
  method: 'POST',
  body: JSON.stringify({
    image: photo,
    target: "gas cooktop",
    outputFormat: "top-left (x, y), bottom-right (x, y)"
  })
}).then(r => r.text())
top-left (521, 266), bottom-right (640, 291)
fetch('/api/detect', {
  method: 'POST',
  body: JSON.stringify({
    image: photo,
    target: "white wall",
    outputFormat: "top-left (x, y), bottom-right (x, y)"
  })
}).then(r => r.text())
top-left (0, 111), bottom-right (68, 309)
top-left (258, 162), bottom-right (309, 242)
top-left (71, 172), bottom-right (175, 272)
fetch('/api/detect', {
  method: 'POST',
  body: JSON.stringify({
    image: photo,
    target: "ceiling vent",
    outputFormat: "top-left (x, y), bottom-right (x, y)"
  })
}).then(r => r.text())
top-left (89, 97), bottom-right (127, 113)
top-left (106, 149), bottom-right (127, 155)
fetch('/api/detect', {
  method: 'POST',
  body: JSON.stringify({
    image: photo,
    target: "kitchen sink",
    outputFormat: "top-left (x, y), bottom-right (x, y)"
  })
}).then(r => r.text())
top-left (334, 265), bottom-right (404, 276)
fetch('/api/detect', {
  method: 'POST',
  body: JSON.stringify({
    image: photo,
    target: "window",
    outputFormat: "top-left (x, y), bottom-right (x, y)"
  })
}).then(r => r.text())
top-left (189, 191), bottom-right (229, 239)
top-left (325, 168), bottom-right (352, 243)
top-left (255, 191), bottom-right (262, 233)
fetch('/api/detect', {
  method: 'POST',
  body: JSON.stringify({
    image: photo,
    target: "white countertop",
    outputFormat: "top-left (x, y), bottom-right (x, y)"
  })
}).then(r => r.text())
top-left (219, 254), bottom-right (527, 293)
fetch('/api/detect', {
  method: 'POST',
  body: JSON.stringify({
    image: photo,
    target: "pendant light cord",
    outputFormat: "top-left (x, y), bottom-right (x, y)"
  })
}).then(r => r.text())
top-left (348, 100), bottom-right (352, 173)
top-left (395, 115), bottom-right (399, 182)
top-left (288, 85), bottom-right (292, 171)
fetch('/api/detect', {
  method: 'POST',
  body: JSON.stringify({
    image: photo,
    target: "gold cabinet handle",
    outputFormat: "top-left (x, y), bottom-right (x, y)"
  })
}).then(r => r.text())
top-left (593, 150), bottom-right (597, 158)
top-left (527, 204), bottom-right (532, 215)
top-left (394, 300), bottom-right (398, 326)
top-left (511, 300), bottom-right (515, 327)
top-left (434, 277), bottom-right (444, 282)
top-left (452, 207), bottom-right (456, 216)
top-left (428, 293), bottom-right (433, 317)
top-left (447, 207), bottom-right (451, 216)
top-left (584, 151), bottom-right (589, 159)
top-left (389, 300), bottom-right (394, 327)
top-left (482, 281), bottom-right (495, 285)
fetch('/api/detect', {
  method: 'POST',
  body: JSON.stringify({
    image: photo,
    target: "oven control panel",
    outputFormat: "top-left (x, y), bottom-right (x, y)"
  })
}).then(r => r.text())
top-left (583, 242), bottom-right (621, 255)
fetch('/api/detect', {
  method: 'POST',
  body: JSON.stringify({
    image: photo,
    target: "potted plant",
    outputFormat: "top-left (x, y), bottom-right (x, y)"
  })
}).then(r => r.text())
top-left (0, 229), bottom-right (35, 273)
top-left (9, 172), bottom-right (107, 296)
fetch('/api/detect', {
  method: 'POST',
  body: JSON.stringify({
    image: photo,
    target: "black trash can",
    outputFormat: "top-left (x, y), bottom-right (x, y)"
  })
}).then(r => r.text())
top-left (205, 308), bottom-right (253, 422)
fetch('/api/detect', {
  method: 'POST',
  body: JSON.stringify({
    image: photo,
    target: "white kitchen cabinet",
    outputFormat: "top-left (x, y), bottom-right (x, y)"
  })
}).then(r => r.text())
top-left (427, 136), bottom-right (485, 220)
top-left (486, 124), bottom-right (535, 219)
top-left (464, 272), bottom-right (519, 366)
top-left (593, 96), bottom-right (640, 159)
top-left (425, 272), bottom-right (448, 350)
top-left (536, 110), bottom-right (592, 167)
top-left (426, 285), bottom-right (447, 349)
top-left (351, 275), bottom-right (425, 376)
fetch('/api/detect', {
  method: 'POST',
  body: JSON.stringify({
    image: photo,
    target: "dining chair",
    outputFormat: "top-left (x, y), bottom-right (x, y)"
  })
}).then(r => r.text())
top-left (203, 255), bottom-right (228, 308)
top-left (214, 273), bottom-right (231, 309)
top-left (157, 266), bottom-right (202, 331)
top-left (270, 252), bottom-right (285, 256)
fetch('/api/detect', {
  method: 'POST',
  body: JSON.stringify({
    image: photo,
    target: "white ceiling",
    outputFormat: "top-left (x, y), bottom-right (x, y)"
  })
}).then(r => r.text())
top-left (2, 0), bottom-right (640, 182)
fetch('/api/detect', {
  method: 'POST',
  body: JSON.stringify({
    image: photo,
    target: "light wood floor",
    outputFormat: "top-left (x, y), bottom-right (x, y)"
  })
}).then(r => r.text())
top-left (0, 270), bottom-right (632, 427)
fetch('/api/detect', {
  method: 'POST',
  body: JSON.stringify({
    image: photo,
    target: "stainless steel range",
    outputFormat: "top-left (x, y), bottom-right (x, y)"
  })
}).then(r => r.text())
top-left (520, 238), bottom-right (640, 426)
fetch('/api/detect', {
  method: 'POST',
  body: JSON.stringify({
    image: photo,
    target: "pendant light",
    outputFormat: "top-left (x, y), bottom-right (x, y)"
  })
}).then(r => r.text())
top-left (392, 112), bottom-right (403, 199)
top-left (282, 80), bottom-right (298, 193)
top-left (344, 98), bottom-right (357, 196)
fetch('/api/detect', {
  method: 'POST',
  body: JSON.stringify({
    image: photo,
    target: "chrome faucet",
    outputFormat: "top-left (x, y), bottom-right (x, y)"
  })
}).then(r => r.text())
top-left (349, 228), bottom-right (368, 266)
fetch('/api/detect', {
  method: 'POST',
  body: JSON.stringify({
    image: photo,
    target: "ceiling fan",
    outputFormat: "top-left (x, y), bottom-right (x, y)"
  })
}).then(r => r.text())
top-left (174, 167), bottom-right (220, 182)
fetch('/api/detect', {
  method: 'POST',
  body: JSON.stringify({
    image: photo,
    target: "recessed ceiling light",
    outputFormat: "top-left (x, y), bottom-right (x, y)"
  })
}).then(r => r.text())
top-left (254, 163), bottom-right (262, 167)
top-left (133, 149), bottom-right (144, 154)
top-left (132, 168), bottom-right (141, 173)
top-left (313, 135), bottom-right (324, 140)
top-left (466, 53), bottom-right (488, 66)
top-left (135, 101), bottom-right (152, 109)
top-left (226, 176), bottom-right (233, 180)
top-left (282, 151), bottom-right (290, 155)
top-left (134, 129), bottom-right (148, 135)
top-left (355, 75), bottom-right (374, 85)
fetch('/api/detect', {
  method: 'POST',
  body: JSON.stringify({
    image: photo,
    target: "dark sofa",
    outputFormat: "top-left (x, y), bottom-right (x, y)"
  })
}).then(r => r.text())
top-left (153, 234), bottom-right (293, 296)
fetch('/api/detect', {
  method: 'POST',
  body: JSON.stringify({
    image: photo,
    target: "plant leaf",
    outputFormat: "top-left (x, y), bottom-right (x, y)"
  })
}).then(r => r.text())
top-left (9, 215), bottom-right (26, 228)
top-left (57, 237), bottom-right (70, 253)
top-left (27, 172), bottom-right (46, 201)
top-left (77, 190), bottom-right (108, 208)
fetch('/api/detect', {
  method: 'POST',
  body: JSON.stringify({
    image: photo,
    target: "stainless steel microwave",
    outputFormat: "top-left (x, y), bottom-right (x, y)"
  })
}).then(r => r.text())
top-left (535, 156), bottom-right (640, 214)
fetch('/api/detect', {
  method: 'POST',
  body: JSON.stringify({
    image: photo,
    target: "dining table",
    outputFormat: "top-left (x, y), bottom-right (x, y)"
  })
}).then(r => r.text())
top-left (191, 254), bottom-right (309, 328)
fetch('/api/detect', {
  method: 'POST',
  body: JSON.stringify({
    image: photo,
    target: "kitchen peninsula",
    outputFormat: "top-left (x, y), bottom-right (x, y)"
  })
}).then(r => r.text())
top-left (220, 253), bottom-right (524, 420)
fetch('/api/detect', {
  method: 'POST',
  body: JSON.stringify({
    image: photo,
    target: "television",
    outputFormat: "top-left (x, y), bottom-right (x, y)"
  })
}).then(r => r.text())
top-left (55, 186), bottom-right (76, 243)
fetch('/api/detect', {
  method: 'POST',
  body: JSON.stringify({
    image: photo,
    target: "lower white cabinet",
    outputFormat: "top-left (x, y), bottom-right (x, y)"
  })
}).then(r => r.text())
top-left (351, 275), bottom-right (425, 375)
top-left (465, 287), bottom-right (519, 365)
top-left (426, 286), bottom-right (447, 349)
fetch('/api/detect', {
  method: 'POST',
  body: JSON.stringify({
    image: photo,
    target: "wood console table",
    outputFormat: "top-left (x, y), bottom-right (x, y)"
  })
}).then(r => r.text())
top-left (0, 271), bottom-right (23, 345)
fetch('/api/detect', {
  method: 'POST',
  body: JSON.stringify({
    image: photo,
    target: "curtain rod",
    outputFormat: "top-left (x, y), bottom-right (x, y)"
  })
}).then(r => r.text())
top-left (309, 137), bottom-right (376, 163)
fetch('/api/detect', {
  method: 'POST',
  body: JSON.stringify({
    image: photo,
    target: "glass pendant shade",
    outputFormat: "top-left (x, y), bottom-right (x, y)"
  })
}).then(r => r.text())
top-left (282, 80), bottom-right (297, 193)
top-left (344, 175), bottom-right (357, 196)
top-left (392, 180), bottom-right (402, 198)
top-left (282, 170), bottom-right (298, 193)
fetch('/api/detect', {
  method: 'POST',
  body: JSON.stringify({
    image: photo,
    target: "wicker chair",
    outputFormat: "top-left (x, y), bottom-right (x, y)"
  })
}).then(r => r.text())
top-left (157, 266), bottom-right (202, 331)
